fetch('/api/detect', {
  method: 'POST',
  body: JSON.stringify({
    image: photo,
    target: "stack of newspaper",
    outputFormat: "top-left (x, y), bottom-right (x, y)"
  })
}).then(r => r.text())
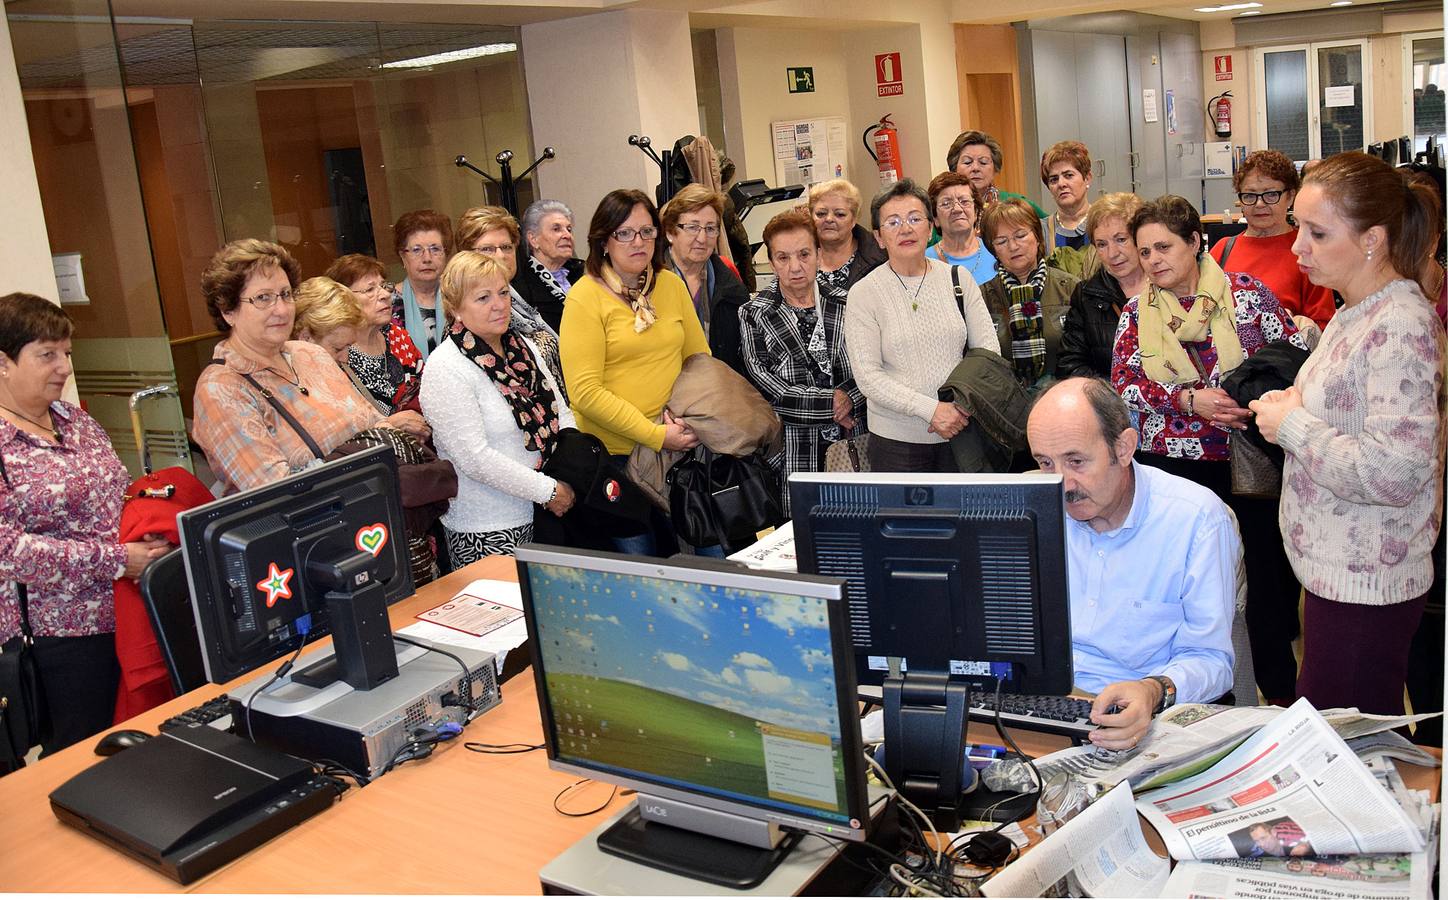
top-left (981, 699), bottom-right (1440, 899)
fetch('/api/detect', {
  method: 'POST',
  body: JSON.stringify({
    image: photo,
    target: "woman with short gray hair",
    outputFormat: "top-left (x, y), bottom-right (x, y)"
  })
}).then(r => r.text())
top-left (513, 199), bottom-right (584, 332)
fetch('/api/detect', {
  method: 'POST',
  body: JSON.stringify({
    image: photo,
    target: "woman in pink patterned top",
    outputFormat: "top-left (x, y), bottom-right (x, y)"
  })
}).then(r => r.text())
top-left (192, 241), bottom-right (427, 495)
top-left (0, 294), bottom-right (170, 759)
top-left (1253, 153), bottom-right (1446, 716)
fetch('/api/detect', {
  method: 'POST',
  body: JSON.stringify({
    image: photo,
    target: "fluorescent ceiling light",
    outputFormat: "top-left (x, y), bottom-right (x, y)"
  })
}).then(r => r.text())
top-left (382, 43), bottom-right (517, 69)
top-left (1329, 1), bottom-right (1352, 5)
top-left (1194, 1), bottom-right (1261, 10)
top-left (1237, 9), bottom-right (1263, 13)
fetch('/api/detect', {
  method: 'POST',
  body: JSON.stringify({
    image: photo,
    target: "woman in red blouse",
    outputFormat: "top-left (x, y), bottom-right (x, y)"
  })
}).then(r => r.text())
top-left (0, 294), bottom-right (170, 758)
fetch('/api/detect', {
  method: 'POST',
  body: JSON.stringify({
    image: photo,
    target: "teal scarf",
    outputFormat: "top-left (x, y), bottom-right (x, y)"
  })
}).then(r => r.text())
top-left (399, 279), bottom-right (448, 362)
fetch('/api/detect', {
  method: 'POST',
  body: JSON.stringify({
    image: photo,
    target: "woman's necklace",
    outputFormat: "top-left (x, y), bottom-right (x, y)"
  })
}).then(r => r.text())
top-left (892, 266), bottom-right (928, 312)
top-left (0, 402), bottom-right (59, 442)
top-left (267, 357), bottom-right (309, 395)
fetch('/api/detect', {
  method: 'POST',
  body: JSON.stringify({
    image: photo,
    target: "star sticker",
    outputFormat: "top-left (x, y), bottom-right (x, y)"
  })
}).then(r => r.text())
top-left (256, 562), bottom-right (295, 608)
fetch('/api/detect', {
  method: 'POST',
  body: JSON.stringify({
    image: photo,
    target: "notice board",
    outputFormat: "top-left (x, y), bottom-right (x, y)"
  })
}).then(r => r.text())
top-left (771, 116), bottom-right (848, 188)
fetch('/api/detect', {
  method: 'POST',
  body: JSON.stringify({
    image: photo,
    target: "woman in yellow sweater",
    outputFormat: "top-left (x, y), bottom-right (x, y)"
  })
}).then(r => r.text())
top-left (559, 188), bottom-right (708, 555)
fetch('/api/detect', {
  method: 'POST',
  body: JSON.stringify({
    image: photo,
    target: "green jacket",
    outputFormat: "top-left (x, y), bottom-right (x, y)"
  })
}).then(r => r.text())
top-left (937, 348), bottom-right (1032, 473)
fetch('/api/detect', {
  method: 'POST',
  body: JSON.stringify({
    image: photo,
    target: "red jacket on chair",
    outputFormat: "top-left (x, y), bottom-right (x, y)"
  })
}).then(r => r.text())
top-left (112, 467), bottom-right (213, 723)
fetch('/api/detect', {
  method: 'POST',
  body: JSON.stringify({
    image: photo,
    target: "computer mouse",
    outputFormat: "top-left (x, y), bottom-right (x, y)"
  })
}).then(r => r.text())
top-left (94, 729), bottom-right (151, 756)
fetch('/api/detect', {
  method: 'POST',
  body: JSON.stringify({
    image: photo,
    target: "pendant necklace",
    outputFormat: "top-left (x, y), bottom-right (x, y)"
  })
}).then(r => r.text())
top-left (0, 402), bottom-right (60, 442)
top-left (893, 267), bottom-right (927, 312)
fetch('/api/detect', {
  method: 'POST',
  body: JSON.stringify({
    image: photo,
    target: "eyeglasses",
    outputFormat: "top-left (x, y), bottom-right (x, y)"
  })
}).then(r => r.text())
top-left (239, 288), bottom-right (296, 310)
top-left (992, 231), bottom-right (1036, 248)
top-left (1238, 191), bottom-right (1285, 206)
top-left (474, 242), bottom-right (515, 255)
top-left (937, 198), bottom-right (974, 212)
top-left (611, 226), bottom-right (658, 243)
top-left (675, 223), bottom-right (720, 238)
top-left (880, 214), bottom-right (928, 231)
top-left (403, 244), bottom-right (446, 257)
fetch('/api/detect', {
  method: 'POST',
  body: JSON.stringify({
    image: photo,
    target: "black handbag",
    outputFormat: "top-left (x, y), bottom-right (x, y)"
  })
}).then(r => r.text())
top-left (666, 447), bottom-right (785, 554)
top-left (0, 453), bottom-right (48, 772)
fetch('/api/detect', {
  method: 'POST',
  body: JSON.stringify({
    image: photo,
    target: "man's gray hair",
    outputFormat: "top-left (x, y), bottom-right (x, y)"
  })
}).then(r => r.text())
top-left (1033, 376), bottom-right (1132, 454)
top-left (520, 199), bottom-right (573, 239)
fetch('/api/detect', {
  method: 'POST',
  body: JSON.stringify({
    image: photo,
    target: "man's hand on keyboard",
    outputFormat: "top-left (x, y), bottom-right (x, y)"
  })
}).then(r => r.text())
top-left (1088, 679), bottom-right (1157, 749)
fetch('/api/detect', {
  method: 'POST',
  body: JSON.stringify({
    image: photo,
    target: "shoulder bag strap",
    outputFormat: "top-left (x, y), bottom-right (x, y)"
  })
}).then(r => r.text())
top-left (0, 452), bottom-right (34, 642)
top-left (951, 264), bottom-right (965, 318)
top-left (207, 360), bottom-right (326, 460)
top-left (1219, 235), bottom-right (1238, 270)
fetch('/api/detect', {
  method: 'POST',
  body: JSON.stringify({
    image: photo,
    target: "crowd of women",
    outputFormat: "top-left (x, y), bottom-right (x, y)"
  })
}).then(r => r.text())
top-left (1, 126), bottom-right (1442, 759)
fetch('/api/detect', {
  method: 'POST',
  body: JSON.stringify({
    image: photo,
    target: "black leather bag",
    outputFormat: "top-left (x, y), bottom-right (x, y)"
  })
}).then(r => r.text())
top-left (0, 453), bottom-right (48, 772)
top-left (666, 447), bottom-right (784, 553)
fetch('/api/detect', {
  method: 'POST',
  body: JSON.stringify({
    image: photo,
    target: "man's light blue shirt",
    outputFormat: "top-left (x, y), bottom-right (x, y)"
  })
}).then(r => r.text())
top-left (1066, 462), bottom-right (1238, 704)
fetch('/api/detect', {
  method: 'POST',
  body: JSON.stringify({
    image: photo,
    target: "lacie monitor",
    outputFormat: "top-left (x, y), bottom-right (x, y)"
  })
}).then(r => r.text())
top-left (789, 472), bottom-right (1073, 827)
top-left (178, 446), bottom-right (414, 687)
top-left (515, 546), bottom-right (870, 888)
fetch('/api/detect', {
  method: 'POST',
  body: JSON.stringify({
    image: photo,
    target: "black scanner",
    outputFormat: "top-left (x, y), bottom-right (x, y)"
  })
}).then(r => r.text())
top-left (51, 725), bottom-right (338, 883)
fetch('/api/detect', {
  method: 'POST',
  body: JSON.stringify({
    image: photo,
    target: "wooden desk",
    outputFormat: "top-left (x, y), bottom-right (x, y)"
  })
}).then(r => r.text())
top-left (0, 557), bottom-right (1437, 893)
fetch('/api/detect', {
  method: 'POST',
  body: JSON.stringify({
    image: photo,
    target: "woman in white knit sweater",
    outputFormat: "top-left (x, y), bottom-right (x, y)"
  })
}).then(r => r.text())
top-left (1253, 152), bottom-right (1445, 716)
top-left (420, 252), bottom-right (576, 564)
top-left (844, 179), bottom-right (1000, 472)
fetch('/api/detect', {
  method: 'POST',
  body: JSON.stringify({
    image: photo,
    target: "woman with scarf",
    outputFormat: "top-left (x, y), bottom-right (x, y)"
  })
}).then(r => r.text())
top-left (559, 189), bottom-right (707, 556)
top-left (325, 253), bottom-right (423, 411)
top-left (1113, 196), bottom-right (1309, 706)
top-left (513, 199), bottom-right (583, 333)
top-left (419, 252), bottom-right (575, 564)
top-left (457, 205), bottom-right (567, 402)
top-left (390, 208), bottom-right (453, 361)
top-left (978, 198), bottom-right (1081, 395)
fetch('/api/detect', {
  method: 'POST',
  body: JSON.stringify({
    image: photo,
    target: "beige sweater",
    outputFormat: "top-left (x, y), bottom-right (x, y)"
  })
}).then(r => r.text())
top-left (1277, 279), bottom-right (1446, 605)
top-left (843, 259), bottom-right (1000, 444)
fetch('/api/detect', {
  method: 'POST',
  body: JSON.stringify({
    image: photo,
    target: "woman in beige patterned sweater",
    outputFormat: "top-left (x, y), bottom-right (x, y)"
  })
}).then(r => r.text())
top-left (1253, 152), bottom-right (1445, 716)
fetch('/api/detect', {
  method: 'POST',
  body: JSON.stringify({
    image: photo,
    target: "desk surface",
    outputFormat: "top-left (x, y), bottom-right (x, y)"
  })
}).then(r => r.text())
top-left (0, 557), bottom-right (1437, 893)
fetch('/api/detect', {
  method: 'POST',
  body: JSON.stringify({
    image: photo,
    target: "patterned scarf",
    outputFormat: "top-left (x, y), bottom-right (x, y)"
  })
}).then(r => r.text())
top-left (448, 324), bottom-right (562, 460)
top-left (999, 259), bottom-right (1049, 384)
top-left (527, 254), bottom-right (571, 307)
top-left (1138, 254), bottom-right (1244, 386)
top-left (599, 262), bottom-right (657, 333)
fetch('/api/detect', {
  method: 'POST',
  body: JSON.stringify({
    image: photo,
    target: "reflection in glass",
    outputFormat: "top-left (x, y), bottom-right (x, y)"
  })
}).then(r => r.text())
top-left (1264, 50), bottom-right (1310, 163)
top-left (1317, 45), bottom-right (1364, 157)
top-left (1412, 37), bottom-right (1446, 155)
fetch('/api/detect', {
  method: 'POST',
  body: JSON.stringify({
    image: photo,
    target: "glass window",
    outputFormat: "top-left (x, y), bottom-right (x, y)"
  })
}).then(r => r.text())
top-left (1255, 40), bottom-right (1371, 164)
top-left (1264, 49), bottom-right (1310, 164)
top-left (1410, 34), bottom-right (1446, 156)
top-left (1317, 44), bottom-right (1364, 158)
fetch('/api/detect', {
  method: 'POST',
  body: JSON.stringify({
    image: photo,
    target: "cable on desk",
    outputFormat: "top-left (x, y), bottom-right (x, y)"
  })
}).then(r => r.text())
top-left (552, 778), bottom-right (619, 817)
top-left (464, 741), bottom-right (544, 754)
top-left (313, 757), bottom-right (370, 789)
top-left (392, 634), bottom-right (477, 716)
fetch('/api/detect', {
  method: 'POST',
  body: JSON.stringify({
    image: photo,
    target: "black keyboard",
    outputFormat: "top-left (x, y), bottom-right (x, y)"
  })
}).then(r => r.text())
top-left (969, 693), bottom-right (1096, 739)
top-left (159, 694), bottom-right (233, 733)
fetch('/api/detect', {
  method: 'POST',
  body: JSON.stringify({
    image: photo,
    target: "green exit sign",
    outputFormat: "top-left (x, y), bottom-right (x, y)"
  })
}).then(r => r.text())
top-left (787, 67), bottom-right (815, 94)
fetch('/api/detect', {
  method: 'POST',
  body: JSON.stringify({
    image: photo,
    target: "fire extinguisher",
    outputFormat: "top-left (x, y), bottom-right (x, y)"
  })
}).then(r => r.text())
top-left (1209, 91), bottom-right (1233, 139)
top-left (864, 115), bottom-right (902, 187)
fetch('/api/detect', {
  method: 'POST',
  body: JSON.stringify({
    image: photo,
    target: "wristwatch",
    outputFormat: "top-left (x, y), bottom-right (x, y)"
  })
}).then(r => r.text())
top-left (1145, 675), bottom-right (1177, 715)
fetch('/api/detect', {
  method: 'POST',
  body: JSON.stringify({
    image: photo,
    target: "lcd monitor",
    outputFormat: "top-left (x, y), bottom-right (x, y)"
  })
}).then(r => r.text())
top-left (515, 545), bottom-right (870, 888)
top-left (178, 446), bottom-right (414, 687)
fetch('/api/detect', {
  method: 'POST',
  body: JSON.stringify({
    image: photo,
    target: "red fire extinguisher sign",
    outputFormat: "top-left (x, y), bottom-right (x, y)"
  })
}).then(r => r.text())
top-left (875, 53), bottom-right (903, 97)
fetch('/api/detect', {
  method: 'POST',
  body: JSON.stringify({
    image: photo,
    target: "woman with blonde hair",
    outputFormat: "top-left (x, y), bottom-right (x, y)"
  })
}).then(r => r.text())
top-left (1057, 192), bottom-right (1146, 379)
top-left (456, 205), bottom-right (566, 400)
top-left (421, 252), bottom-right (575, 563)
top-left (660, 184), bottom-right (750, 373)
top-left (808, 178), bottom-right (886, 295)
top-left (325, 253), bottom-right (422, 412)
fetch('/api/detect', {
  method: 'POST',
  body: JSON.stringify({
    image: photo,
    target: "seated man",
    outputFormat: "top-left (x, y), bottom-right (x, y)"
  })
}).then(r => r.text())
top-left (1027, 377), bottom-right (1238, 749)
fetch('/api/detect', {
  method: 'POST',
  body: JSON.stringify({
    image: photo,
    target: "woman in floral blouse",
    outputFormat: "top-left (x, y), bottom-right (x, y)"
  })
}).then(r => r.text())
top-left (0, 294), bottom-right (169, 756)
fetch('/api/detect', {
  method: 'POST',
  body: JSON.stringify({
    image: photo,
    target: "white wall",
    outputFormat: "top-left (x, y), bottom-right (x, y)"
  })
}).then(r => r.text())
top-left (844, 24), bottom-right (936, 196)
top-left (0, 19), bottom-right (61, 301)
top-left (523, 9), bottom-right (698, 223)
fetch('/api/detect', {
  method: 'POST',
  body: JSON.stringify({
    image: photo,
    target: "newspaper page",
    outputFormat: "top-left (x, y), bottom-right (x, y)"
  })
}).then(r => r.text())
top-left (1161, 852), bottom-right (1432, 899)
top-left (982, 782), bottom-right (1169, 898)
top-left (725, 521), bottom-right (796, 571)
top-left (1135, 699), bottom-right (1427, 861)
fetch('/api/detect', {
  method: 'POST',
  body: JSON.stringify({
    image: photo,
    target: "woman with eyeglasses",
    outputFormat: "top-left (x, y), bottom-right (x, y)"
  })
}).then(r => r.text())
top-left (924, 172), bottom-right (997, 284)
top-left (1209, 150), bottom-right (1336, 330)
top-left (843, 179), bottom-right (999, 473)
top-left (978, 198), bottom-right (1081, 395)
top-left (809, 178), bottom-right (886, 296)
top-left (559, 189), bottom-right (707, 555)
top-left (390, 209), bottom-right (453, 360)
top-left (325, 254), bottom-right (423, 413)
top-left (193, 240), bottom-right (386, 495)
top-left (456, 205), bottom-right (566, 402)
top-left (660, 185), bottom-right (750, 375)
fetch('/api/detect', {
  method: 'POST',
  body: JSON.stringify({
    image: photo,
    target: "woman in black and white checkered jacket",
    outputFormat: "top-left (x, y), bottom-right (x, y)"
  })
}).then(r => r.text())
top-left (738, 206), bottom-right (865, 516)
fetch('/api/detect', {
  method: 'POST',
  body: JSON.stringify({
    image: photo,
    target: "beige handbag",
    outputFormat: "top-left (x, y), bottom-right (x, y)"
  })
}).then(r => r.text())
top-left (824, 435), bottom-right (871, 473)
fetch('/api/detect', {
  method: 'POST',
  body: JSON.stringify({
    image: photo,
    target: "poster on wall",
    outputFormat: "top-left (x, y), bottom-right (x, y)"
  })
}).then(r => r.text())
top-left (772, 117), bottom-right (848, 188)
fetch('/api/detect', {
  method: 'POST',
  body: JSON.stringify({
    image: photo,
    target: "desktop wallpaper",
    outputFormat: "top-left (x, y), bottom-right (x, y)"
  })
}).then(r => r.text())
top-left (528, 563), bottom-right (851, 820)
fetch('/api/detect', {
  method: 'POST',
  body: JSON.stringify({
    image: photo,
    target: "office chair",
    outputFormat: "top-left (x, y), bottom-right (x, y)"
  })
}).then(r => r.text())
top-left (138, 549), bottom-right (208, 695)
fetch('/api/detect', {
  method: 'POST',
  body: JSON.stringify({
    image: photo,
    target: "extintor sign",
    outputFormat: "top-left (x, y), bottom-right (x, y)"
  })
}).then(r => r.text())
top-left (875, 52), bottom-right (903, 97)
